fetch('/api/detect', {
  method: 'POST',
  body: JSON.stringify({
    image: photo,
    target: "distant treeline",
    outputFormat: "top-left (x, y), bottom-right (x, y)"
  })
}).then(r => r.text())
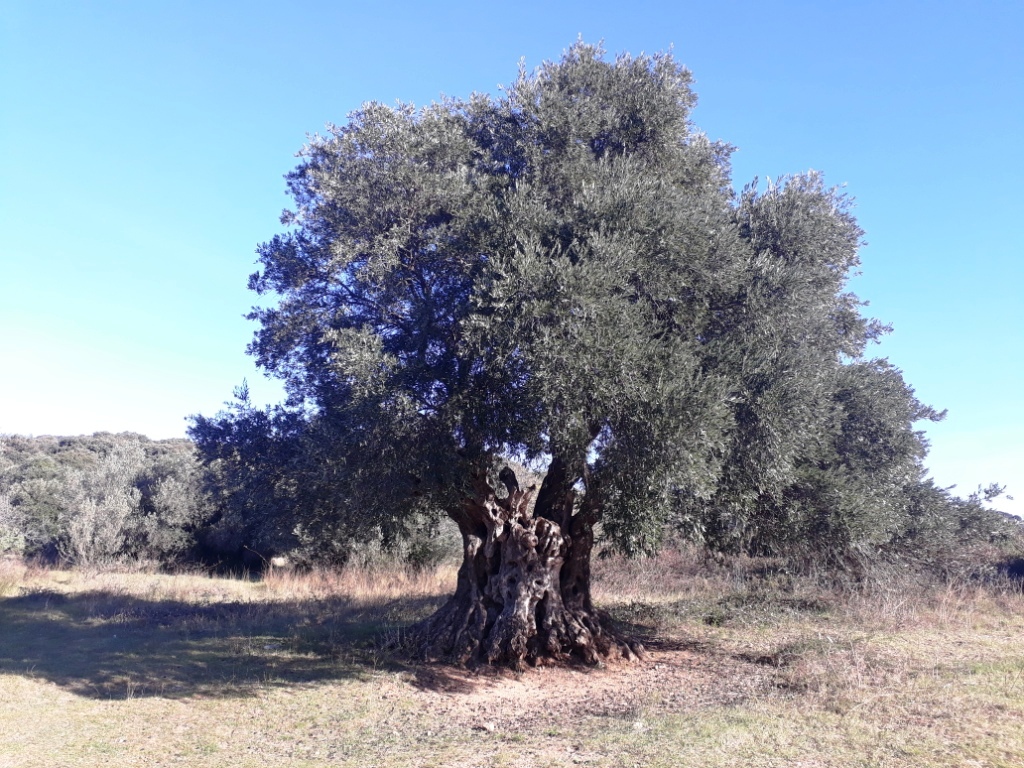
top-left (0, 433), bottom-right (207, 566)
top-left (0, 431), bottom-right (457, 570)
top-left (0, 430), bottom-right (1019, 574)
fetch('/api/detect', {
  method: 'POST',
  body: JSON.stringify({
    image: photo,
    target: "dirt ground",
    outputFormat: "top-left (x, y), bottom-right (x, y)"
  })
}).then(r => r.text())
top-left (403, 644), bottom-right (763, 732)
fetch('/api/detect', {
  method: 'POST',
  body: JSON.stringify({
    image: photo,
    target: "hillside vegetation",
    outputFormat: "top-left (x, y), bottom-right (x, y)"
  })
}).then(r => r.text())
top-left (1, 430), bottom-right (1020, 580)
top-left (0, 433), bottom-right (206, 566)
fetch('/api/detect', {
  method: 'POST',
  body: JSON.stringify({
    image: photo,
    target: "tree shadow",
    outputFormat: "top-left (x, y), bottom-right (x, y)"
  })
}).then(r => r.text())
top-left (407, 663), bottom-right (490, 694)
top-left (998, 557), bottom-right (1024, 582)
top-left (0, 588), bottom-right (444, 700)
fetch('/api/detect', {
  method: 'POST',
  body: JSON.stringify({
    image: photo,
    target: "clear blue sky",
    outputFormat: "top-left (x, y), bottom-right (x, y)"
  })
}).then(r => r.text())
top-left (2, 1), bottom-right (1021, 514)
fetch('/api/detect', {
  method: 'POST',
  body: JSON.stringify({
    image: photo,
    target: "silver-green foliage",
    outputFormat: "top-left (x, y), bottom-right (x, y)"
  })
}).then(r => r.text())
top-left (59, 439), bottom-right (145, 565)
top-left (241, 44), bottom-right (745, 538)
top-left (200, 42), bottom-right (1005, 568)
top-left (0, 434), bottom-right (210, 565)
top-left (0, 491), bottom-right (25, 555)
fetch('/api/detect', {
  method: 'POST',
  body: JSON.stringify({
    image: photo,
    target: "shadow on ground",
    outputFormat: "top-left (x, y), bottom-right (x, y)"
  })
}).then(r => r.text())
top-left (0, 588), bottom-right (445, 700)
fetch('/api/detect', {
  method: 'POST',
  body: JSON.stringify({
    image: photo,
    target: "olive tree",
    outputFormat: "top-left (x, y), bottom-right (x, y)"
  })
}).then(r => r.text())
top-left (59, 439), bottom-right (145, 566)
top-left (211, 43), bottom-right (916, 666)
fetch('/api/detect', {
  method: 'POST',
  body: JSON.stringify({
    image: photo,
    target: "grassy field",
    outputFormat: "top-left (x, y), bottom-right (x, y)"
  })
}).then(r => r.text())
top-left (2, 552), bottom-right (1023, 768)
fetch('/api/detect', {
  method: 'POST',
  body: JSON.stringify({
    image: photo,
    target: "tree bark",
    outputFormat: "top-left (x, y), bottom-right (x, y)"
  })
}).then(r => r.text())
top-left (410, 464), bottom-right (642, 668)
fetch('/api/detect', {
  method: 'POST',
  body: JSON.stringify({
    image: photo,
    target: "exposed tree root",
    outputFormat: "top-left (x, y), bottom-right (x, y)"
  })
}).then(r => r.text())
top-left (406, 466), bottom-right (643, 669)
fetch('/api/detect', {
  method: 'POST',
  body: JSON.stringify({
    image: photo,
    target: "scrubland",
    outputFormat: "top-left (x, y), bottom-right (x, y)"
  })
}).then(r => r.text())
top-left (2, 551), bottom-right (1023, 768)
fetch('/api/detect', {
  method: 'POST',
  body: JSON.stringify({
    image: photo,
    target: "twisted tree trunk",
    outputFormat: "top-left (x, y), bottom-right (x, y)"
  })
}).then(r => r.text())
top-left (411, 462), bottom-right (642, 668)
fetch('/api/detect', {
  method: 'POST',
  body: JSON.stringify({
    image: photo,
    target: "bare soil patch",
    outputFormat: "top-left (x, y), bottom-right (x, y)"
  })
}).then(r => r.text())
top-left (404, 644), bottom-right (765, 731)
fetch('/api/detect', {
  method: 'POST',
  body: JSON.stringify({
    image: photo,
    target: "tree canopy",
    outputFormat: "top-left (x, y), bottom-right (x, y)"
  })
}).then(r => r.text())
top-left (189, 42), bottom-right (1007, 665)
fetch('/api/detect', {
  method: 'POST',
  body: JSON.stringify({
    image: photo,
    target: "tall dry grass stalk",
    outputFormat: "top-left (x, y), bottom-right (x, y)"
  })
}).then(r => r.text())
top-left (260, 561), bottom-right (459, 604)
top-left (0, 557), bottom-right (461, 611)
top-left (5, 544), bottom-right (1020, 632)
top-left (0, 556), bottom-right (25, 596)
top-left (591, 544), bottom-right (1024, 635)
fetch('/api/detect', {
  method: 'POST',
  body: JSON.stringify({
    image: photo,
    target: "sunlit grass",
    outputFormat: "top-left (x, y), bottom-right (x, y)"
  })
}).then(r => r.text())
top-left (2, 552), bottom-right (1023, 767)
top-left (0, 559), bottom-right (21, 597)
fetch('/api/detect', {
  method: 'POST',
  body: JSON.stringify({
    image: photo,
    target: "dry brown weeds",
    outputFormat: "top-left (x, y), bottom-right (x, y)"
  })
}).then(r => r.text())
top-left (2, 549), bottom-right (1023, 767)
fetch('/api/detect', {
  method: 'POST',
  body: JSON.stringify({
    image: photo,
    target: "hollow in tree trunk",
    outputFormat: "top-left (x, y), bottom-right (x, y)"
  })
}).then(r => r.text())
top-left (410, 461), bottom-right (643, 668)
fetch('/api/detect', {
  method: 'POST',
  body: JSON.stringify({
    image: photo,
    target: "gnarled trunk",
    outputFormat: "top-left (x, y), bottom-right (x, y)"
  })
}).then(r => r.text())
top-left (410, 464), bottom-right (642, 668)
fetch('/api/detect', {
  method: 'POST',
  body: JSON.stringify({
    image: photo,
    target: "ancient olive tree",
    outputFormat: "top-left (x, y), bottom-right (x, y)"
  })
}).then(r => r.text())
top-left (232, 43), bottom-right (888, 666)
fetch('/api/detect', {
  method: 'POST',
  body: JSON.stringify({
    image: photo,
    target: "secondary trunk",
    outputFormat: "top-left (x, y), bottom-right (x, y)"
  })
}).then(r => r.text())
top-left (410, 463), bottom-right (642, 668)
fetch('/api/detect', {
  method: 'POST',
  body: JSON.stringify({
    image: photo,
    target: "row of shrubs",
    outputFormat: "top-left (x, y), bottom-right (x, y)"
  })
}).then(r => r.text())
top-left (0, 432), bottom-right (461, 571)
top-left (0, 433), bottom-right (203, 565)
top-left (1, 431), bottom-right (1019, 576)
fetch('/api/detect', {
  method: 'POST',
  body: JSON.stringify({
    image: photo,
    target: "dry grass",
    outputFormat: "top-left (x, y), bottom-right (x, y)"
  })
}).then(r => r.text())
top-left (261, 560), bottom-right (460, 604)
top-left (0, 557), bottom-right (23, 597)
top-left (2, 551), bottom-right (1023, 767)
